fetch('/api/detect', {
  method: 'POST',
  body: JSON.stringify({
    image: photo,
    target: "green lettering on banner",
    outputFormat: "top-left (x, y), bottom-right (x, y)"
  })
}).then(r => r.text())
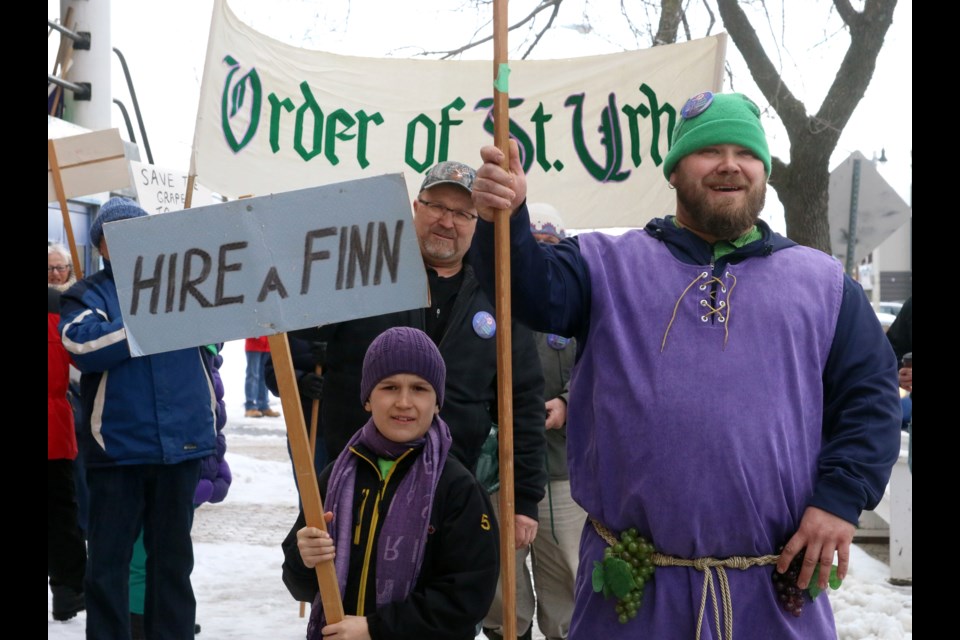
top-left (324, 109), bottom-right (357, 166)
top-left (437, 98), bottom-right (466, 163)
top-left (474, 97), bottom-right (534, 174)
top-left (268, 94), bottom-right (295, 153)
top-left (405, 114), bottom-right (436, 173)
top-left (220, 56), bottom-right (261, 153)
top-left (565, 93), bottom-right (630, 183)
top-left (216, 56), bottom-right (683, 185)
top-left (354, 111), bottom-right (385, 169)
top-left (621, 83), bottom-right (676, 168)
top-left (531, 103), bottom-right (563, 172)
top-left (295, 81), bottom-right (324, 161)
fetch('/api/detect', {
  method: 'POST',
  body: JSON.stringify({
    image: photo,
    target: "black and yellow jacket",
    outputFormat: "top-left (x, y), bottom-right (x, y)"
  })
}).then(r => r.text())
top-left (291, 263), bottom-right (547, 522)
top-left (282, 443), bottom-right (500, 640)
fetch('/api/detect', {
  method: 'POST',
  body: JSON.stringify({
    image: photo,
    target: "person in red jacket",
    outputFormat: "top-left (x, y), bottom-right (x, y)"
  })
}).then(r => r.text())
top-left (244, 337), bottom-right (280, 418)
top-left (48, 286), bottom-right (87, 621)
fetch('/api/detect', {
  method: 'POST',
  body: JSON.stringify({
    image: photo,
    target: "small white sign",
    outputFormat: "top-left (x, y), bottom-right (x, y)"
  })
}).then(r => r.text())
top-left (129, 160), bottom-right (220, 213)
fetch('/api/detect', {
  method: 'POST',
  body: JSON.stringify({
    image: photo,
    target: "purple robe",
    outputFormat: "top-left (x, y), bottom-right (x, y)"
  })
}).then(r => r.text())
top-left (568, 229), bottom-right (843, 639)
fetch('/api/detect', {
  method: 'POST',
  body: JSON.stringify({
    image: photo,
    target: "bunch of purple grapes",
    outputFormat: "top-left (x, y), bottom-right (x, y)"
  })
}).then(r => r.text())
top-left (771, 549), bottom-right (808, 617)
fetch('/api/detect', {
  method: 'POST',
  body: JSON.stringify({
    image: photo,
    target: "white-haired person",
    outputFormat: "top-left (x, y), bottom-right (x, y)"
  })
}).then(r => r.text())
top-left (48, 243), bottom-right (76, 290)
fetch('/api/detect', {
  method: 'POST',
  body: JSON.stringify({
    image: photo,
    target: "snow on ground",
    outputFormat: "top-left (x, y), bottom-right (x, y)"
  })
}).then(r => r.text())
top-left (49, 339), bottom-right (912, 639)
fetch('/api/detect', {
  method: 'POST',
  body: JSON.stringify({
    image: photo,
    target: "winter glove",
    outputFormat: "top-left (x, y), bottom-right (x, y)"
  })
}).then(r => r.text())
top-left (298, 372), bottom-right (324, 401)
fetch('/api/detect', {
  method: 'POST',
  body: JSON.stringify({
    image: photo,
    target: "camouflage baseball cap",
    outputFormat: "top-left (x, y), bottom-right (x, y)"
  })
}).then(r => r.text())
top-left (419, 161), bottom-right (476, 194)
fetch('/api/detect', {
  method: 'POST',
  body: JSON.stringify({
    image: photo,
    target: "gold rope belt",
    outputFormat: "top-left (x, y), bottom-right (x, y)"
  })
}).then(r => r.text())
top-left (591, 518), bottom-right (779, 640)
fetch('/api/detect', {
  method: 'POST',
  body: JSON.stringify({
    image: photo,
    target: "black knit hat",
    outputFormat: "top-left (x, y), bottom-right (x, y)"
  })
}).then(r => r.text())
top-left (360, 327), bottom-right (446, 408)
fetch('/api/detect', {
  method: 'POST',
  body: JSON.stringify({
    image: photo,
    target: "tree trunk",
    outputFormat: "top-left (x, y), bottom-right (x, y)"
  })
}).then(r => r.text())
top-left (770, 155), bottom-right (832, 253)
top-left (654, 0), bottom-right (683, 46)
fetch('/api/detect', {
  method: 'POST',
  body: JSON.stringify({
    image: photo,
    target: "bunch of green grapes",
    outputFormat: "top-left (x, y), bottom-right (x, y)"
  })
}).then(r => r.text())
top-left (592, 527), bottom-right (656, 624)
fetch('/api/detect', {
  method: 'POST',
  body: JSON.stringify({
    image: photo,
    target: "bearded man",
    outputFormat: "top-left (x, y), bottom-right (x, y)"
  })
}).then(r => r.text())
top-left (467, 91), bottom-right (901, 639)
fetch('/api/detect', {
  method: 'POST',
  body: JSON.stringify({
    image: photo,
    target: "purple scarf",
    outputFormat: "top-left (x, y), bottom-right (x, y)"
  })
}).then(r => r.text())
top-left (307, 415), bottom-right (452, 637)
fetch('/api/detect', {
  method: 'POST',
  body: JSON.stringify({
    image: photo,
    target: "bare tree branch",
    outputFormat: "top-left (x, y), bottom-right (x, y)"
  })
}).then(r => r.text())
top-left (655, 0), bottom-right (683, 46)
top-left (832, 0), bottom-right (860, 25)
top-left (716, 0), bottom-right (807, 135)
top-left (816, 0), bottom-right (897, 141)
top-left (417, 0), bottom-right (565, 59)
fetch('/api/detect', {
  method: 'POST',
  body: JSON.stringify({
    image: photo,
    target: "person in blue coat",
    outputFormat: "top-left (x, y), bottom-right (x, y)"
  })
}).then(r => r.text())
top-left (59, 197), bottom-right (217, 640)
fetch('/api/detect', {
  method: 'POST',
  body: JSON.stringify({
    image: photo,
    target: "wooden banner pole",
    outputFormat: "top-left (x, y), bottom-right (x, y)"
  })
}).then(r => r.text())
top-left (493, 1), bottom-right (517, 639)
top-left (268, 333), bottom-right (344, 623)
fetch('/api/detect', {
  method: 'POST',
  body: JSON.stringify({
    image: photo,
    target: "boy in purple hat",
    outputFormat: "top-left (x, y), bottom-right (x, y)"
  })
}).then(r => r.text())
top-left (282, 326), bottom-right (499, 640)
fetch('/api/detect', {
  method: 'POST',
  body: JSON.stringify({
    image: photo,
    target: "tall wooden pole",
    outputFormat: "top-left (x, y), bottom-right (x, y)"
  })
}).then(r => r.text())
top-left (269, 333), bottom-right (344, 623)
top-left (493, 2), bottom-right (517, 639)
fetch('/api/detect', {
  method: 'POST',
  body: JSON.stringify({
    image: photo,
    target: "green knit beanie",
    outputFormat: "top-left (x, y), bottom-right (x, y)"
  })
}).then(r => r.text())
top-left (662, 91), bottom-right (771, 179)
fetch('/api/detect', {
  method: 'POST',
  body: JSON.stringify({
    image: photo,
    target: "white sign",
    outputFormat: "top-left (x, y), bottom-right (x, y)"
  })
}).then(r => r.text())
top-left (48, 128), bottom-right (130, 202)
top-left (104, 174), bottom-right (428, 356)
top-left (129, 160), bottom-right (220, 213)
top-left (191, 0), bottom-right (726, 230)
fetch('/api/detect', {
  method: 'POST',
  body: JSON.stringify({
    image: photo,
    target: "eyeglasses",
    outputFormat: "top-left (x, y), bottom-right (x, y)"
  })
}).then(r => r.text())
top-left (48, 266), bottom-right (71, 273)
top-left (417, 198), bottom-right (478, 226)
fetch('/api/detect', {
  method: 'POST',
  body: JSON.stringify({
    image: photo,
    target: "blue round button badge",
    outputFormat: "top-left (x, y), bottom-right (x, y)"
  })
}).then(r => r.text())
top-left (472, 311), bottom-right (497, 339)
top-left (680, 91), bottom-right (714, 119)
top-left (546, 334), bottom-right (570, 350)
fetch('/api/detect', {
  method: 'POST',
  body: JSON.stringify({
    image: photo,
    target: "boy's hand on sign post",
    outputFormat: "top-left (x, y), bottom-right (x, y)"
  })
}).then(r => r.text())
top-left (298, 511), bottom-right (335, 568)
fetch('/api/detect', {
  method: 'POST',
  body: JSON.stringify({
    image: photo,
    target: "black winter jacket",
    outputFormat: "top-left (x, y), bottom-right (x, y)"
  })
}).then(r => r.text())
top-left (293, 264), bottom-right (547, 519)
top-left (282, 446), bottom-right (499, 640)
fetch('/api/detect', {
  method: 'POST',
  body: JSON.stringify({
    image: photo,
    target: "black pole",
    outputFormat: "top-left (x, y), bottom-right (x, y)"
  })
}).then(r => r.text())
top-left (844, 158), bottom-right (861, 277)
top-left (112, 47), bottom-right (153, 164)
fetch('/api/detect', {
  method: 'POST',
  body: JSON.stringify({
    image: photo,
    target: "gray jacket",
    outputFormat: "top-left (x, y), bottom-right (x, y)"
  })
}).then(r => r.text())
top-left (535, 332), bottom-right (576, 481)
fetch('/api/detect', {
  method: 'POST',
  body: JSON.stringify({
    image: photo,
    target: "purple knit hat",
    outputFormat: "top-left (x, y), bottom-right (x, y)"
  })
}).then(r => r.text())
top-left (360, 327), bottom-right (446, 408)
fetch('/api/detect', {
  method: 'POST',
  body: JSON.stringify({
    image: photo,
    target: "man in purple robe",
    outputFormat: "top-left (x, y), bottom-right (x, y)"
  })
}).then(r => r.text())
top-left (467, 91), bottom-right (901, 639)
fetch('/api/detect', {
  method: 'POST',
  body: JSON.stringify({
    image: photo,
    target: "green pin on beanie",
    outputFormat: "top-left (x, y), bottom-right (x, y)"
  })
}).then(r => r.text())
top-left (662, 92), bottom-right (772, 179)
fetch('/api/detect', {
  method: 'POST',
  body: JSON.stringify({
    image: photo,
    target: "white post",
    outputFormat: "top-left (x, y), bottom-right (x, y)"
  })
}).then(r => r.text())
top-left (888, 430), bottom-right (912, 584)
top-left (61, 0), bottom-right (112, 130)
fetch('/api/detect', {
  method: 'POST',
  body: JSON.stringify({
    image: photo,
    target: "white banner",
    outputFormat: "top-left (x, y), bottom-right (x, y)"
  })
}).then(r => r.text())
top-left (191, 0), bottom-right (725, 229)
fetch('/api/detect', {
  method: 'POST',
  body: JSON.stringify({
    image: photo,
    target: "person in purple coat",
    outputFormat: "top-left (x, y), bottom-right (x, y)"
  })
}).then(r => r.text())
top-left (467, 91), bottom-right (902, 639)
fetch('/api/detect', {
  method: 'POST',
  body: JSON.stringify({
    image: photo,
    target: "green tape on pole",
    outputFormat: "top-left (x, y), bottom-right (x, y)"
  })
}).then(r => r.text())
top-left (494, 63), bottom-right (511, 93)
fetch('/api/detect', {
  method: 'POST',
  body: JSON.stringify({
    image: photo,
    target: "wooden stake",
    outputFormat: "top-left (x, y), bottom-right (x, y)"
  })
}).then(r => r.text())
top-left (268, 333), bottom-right (344, 624)
top-left (493, 2), bottom-right (517, 639)
top-left (309, 364), bottom-right (322, 462)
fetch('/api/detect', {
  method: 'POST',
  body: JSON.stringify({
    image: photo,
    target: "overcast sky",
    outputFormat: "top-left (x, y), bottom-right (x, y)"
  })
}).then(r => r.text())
top-left (48, 0), bottom-right (912, 232)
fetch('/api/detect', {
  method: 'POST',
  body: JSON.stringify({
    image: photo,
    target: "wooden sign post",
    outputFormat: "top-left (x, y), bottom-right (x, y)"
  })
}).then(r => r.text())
top-left (268, 333), bottom-right (343, 623)
top-left (493, 1), bottom-right (518, 639)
